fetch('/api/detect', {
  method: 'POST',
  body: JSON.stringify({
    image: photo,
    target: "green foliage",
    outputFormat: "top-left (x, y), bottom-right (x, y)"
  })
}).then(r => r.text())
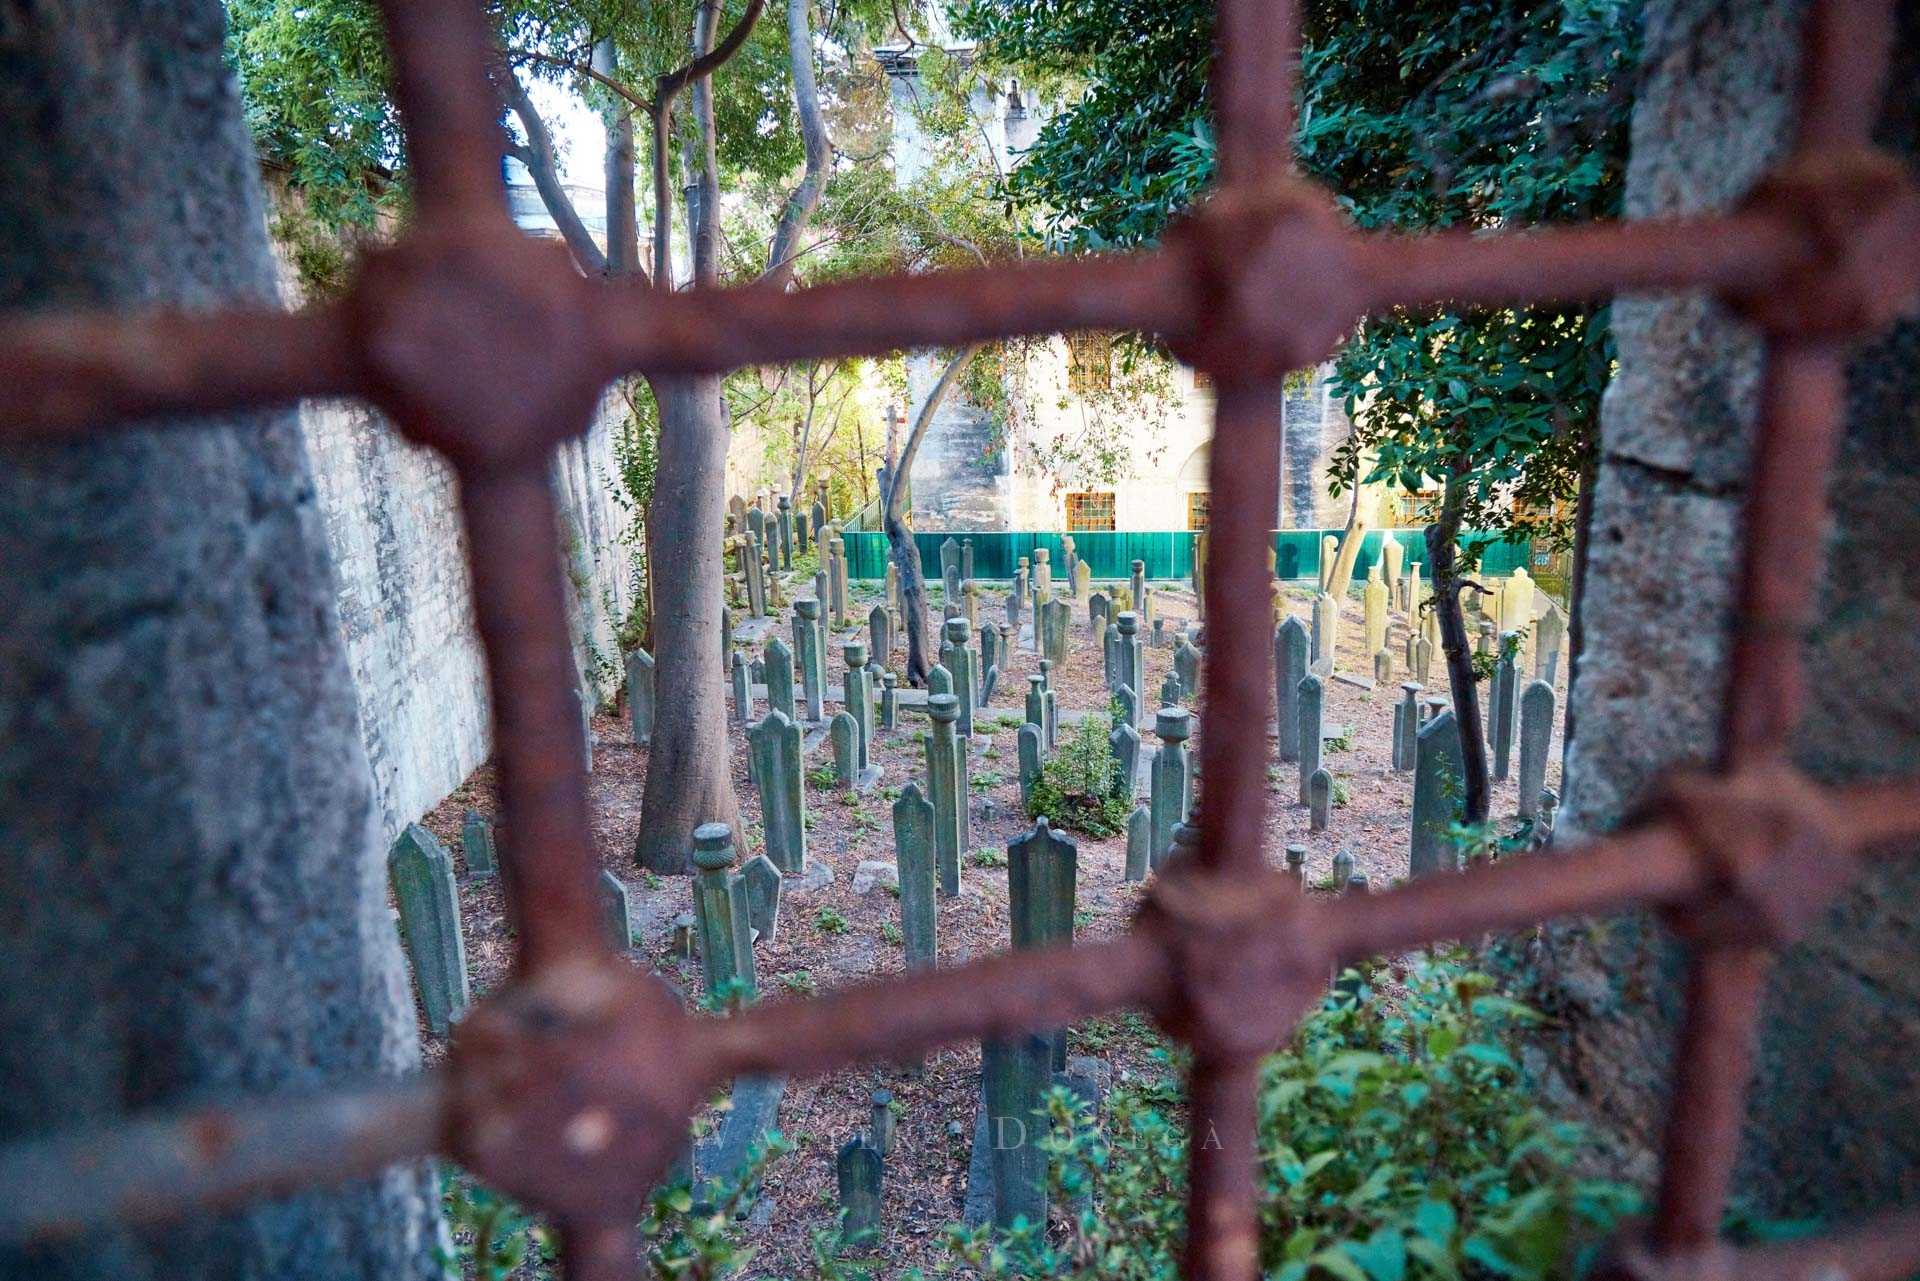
top-left (1027, 714), bottom-right (1130, 836)
top-left (814, 905), bottom-right (850, 935)
top-left (970, 846), bottom-right (1009, 868)
top-left (948, 954), bottom-right (1641, 1279)
top-left (779, 969), bottom-right (819, 996)
top-left (437, 1167), bottom-right (550, 1279)
top-left (607, 383), bottom-right (660, 648)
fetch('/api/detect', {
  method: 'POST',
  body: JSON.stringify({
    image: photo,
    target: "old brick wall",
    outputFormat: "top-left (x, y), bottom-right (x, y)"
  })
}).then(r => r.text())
top-left (1545, 0), bottom-right (1920, 1218)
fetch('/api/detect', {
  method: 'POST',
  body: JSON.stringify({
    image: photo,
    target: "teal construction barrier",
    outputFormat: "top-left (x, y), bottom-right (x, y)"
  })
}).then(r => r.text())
top-left (841, 528), bottom-right (1531, 584)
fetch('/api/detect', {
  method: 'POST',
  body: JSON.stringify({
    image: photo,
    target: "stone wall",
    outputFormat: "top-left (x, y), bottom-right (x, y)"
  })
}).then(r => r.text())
top-left (303, 397), bottom-right (636, 842)
top-left (1544, 0), bottom-right (1920, 1219)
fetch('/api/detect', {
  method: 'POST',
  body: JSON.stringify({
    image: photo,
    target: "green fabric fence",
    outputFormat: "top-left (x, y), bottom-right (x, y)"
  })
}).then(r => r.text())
top-left (841, 529), bottom-right (1533, 583)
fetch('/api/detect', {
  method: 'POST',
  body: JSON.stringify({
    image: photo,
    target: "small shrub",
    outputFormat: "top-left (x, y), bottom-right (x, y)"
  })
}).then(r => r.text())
top-left (814, 906), bottom-right (849, 935)
top-left (970, 847), bottom-right (1007, 869)
top-left (807, 764), bottom-right (839, 789)
top-left (1331, 776), bottom-right (1352, 808)
top-left (778, 970), bottom-right (817, 996)
top-left (1028, 714), bottom-right (1131, 837)
top-left (880, 921), bottom-right (904, 946)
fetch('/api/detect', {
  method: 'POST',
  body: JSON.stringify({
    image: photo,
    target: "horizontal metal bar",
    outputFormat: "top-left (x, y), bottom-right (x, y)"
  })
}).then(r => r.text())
top-left (0, 1075), bottom-right (444, 1245)
top-left (1740, 1205), bottom-right (1920, 1281)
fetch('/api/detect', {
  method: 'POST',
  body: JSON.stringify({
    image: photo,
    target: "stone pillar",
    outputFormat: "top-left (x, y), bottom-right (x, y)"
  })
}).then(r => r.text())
top-left (892, 782), bottom-right (938, 968)
top-left (1116, 611), bottom-right (1144, 726)
top-left (1129, 558), bottom-right (1146, 613)
top-left (1516, 679), bottom-right (1556, 820)
top-left (1297, 673), bottom-right (1324, 806)
top-left (1275, 616), bottom-right (1309, 762)
top-left (940, 617), bottom-right (977, 738)
top-left (388, 825), bottom-right (469, 1037)
top-left (795, 598), bottom-right (826, 722)
top-left (777, 495), bottom-right (794, 569)
top-left (927, 694), bottom-right (964, 896)
top-left (750, 709), bottom-right (808, 873)
top-left (692, 823), bottom-right (757, 999)
top-left (1008, 819), bottom-right (1077, 1069)
top-left (844, 640), bottom-right (875, 776)
top-left (765, 635), bottom-right (797, 723)
top-left (1149, 707), bottom-right (1192, 870)
top-left (627, 646), bottom-right (656, 745)
top-left (1410, 711), bottom-right (1465, 878)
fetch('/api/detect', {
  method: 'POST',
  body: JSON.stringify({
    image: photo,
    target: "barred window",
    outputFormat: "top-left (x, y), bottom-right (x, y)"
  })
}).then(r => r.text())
top-left (1065, 491), bottom-right (1116, 531)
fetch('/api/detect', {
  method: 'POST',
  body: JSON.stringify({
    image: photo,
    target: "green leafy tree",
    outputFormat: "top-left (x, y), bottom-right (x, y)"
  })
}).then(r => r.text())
top-left (956, 0), bottom-right (1639, 821)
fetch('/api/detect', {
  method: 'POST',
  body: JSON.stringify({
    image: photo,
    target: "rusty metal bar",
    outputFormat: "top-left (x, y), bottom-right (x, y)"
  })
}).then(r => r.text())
top-left (1183, 1052), bottom-right (1263, 1281)
top-left (376, 0), bottom-right (510, 219)
top-left (1210, 0), bottom-right (1297, 183)
top-left (1740, 1206), bottom-right (1920, 1281)
top-left (560, 1219), bottom-right (641, 1281)
top-left (0, 1076), bottom-right (443, 1244)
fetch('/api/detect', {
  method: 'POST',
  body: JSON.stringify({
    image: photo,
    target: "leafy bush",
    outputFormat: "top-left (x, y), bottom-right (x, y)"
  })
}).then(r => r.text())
top-left (947, 953), bottom-right (1640, 1280)
top-left (1027, 714), bottom-right (1131, 837)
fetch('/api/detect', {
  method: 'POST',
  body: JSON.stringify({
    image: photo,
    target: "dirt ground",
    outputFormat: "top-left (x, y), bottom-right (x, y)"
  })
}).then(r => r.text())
top-left (414, 571), bottom-right (1565, 1277)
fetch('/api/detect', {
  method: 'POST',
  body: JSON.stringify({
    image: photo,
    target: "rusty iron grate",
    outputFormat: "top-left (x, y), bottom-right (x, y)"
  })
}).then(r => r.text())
top-left (2, 0), bottom-right (1920, 1277)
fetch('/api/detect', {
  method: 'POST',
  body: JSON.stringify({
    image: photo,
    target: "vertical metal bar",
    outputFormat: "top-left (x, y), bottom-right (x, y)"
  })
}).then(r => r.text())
top-left (457, 467), bottom-right (608, 970)
top-left (1211, 0), bottom-right (1299, 183)
top-left (376, 0), bottom-right (510, 220)
top-left (560, 1219), bottom-right (642, 1281)
top-left (1183, 1053), bottom-right (1264, 1281)
top-left (1794, 0), bottom-right (1896, 150)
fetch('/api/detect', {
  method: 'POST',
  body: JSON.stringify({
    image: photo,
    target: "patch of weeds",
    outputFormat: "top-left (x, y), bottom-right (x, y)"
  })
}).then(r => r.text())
top-left (970, 847), bottom-right (1007, 868)
top-left (1326, 732), bottom-right (1354, 752)
top-left (880, 784), bottom-right (902, 801)
top-left (1028, 712), bottom-right (1131, 837)
top-left (970, 769), bottom-right (1005, 788)
top-left (641, 871), bottom-right (663, 891)
top-left (836, 790), bottom-right (859, 807)
top-left (807, 764), bottom-right (839, 789)
top-left (778, 970), bottom-right (817, 996)
top-left (1331, 776), bottom-right (1352, 807)
top-left (814, 906), bottom-right (850, 935)
top-left (880, 922), bottom-right (903, 946)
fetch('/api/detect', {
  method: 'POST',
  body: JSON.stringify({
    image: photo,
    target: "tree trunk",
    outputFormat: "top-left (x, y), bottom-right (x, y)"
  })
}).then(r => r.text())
top-left (761, 0), bottom-right (832, 288)
top-left (887, 345), bottom-right (980, 685)
top-left (1425, 469), bottom-right (1491, 823)
top-left (595, 41), bottom-right (641, 277)
top-left (636, 375), bottom-right (740, 871)
top-left (0, 3), bottom-right (440, 1277)
top-left (1325, 478), bottom-right (1374, 601)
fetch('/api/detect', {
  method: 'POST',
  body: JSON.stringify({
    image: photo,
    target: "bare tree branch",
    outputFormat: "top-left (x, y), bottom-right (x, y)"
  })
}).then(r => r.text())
top-left (498, 68), bottom-right (610, 277)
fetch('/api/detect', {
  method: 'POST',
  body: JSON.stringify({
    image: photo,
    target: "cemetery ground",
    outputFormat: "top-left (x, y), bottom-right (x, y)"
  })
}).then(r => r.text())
top-left (412, 572), bottom-right (1566, 1277)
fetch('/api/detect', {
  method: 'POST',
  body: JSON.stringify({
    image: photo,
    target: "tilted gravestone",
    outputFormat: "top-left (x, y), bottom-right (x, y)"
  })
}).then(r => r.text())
top-left (837, 1136), bottom-right (884, 1251)
top-left (1297, 673), bottom-right (1324, 806)
top-left (1008, 818), bottom-right (1077, 1070)
top-left (692, 823), bottom-right (758, 999)
top-left (1149, 707), bottom-right (1193, 871)
top-left (1039, 597), bottom-right (1071, 666)
top-left (765, 635), bottom-right (797, 724)
top-left (626, 647), bottom-right (656, 745)
top-left (1174, 638), bottom-right (1201, 703)
top-left (927, 694), bottom-right (965, 897)
top-left (892, 782), bottom-right (938, 969)
top-left (600, 869), bottom-right (633, 950)
top-left (1017, 722), bottom-right (1043, 811)
top-left (388, 824), bottom-right (469, 1036)
top-left (460, 808), bottom-right (497, 876)
top-left (1125, 804), bottom-right (1151, 882)
top-left (1516, 679), bottom-right (1556, 820)
top-left (750, 709), bottom-right (807, 874)
top-left (794, 598), bottom-right (826, 721)
top-left (1308, 768), bottom-right (1332, 833)
top-left (1274, 616), bottom-right (1309, 762)
top-left (740, 852), bottom-right (783, 947)
top-left (1411, 710), bottom-right (1466, 878)
top-left (830, 711), bottom-right (859, 789)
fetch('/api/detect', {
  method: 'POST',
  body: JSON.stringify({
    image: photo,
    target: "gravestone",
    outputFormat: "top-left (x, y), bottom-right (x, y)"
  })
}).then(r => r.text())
top-left (388, 824), bottom-right (469, 1036)
top-left (1174, 637), bottom-right (1201, 702)
top-left (750, 710), bottom-right (808, 873)
top-left (1410, 711), bottom-right (1466, 878)
top-left (796, 504), bottom-right (811, 554)
top-left (940, 618), bottom-right (977, 738)
top-left (927, 694), bottom-right (964, 896)
top-left (871, 1090), bottom-right (896, 1155)
top-left (1308, 769), bottom-right (1332, 832)
top-left (831, 536), bottom-right (852, 627)
top-left (1103, 617), bottom-right (1121, 688)
top-left (1024, 676), bottom-right (1047, 749)
top-left (765, 635), bottom-right (797, 724)
top-left (830, 712), bottom-right (859, 789)
top-left (1039, 598), bottom-right (1071, 665)
top-left (1017, 723), bottom-right (1043, 810)
top-left (1331, 848), bottom-right (1354, 889)
top-left (1517, 679), bottom-right (1556, 820)
top-left (1090, 590), bottom-right (1111, 628)
top-left (869, 604), bottom-right (891, 667)
top-left (940, 536), bottom-right (960, 583)
top-left (880, 672), bottom-right (899, 730)
top-left (740, 853), bottom-right (783, 946)
top-left (777, 495), bottom-right (794, 569)
top-left (1008, 819), bottom-right (1078, 1069)
top-left (1033, 546), bottom-right (1052, 596)
top-left (1115, 612), bottom-right (1144, 726)
top-left (980, 622), bottom-right (1000, 685)
top-left (928, 663), bottom-right (953, 698)
top-left (461, 808), bottom-right (497, 876)
top-left (1110, 721), bottom-right (1141, 799)
top-left (1129, 559), bottom-right (1146, 615)
top-left (1160, 671), bottom-right (1183, 709)
top-left (1285, 844), bottom-right (1307, 887)
top-left (692, 823), bottom-right (757, 999)
top-left (626, 647), bottom-right (656, 745)
top-left (732, 650), bottom-right (753, 727)
top-left (1374, 647), bottom-right (1393, 685)
top-left (578, 687), bottom-right (595, 773)
top-left (1383, 537), bottom-right (1405, 596)
top-left (1413, 633), bottom-right (1434, 682)
top-left (1491, 632), bottom-right (1520, 782)
top-left (963, 580), bottom-right (981, 630)
top-left (981, 1032), bottom-right (1052, 1229)
top-left (837, 1136), bottom-right (883, 1250)
top-left (600, 869), bottom-right (633, 950)
top-left (1311, 592), bottom-right (1338, 673)
top-left (1364, 567), bottom-right (1388, 654)
top-left (795, 599), bottom-right (826, 721)
top-left (1274, 616), bottom-right (1309, 763)
top-left (1319, 534), bottom-right (1338, 590)
top-left (1297, 673), bottom-right (1324, 806)
top-left (943, 559), bottom-right (962, 610)
top-left (1113, 683), bottom-right (1137, 735)
top-left (962, 538), bottom-right (975, 583)
top-left (1009, 561), bottom-right (1027, 627)
top-left (811, 499), bottom-right (827, 547)
top-left (1395, 682), bottom-right (1423, 773)
top-left (1535, 599), bottom-right (1567, 683)
top-left (1073, 558), bottom-right (1092, 601)
top-left (1038, 659), bottom-right (1058, 748)
top-left (1125, 804), bottom-right (1151, 881)
top-left (844, 640), bottom-right (876, 779)
top-left (892, 782), bottom-right (939, 968)
top-left (1149, 707), bottom-right (1193, 870)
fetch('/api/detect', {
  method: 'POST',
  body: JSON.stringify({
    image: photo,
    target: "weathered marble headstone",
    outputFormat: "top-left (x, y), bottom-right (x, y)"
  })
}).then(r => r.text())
top-left (837, 1136), bottom-right (884, 1250)
top-left (1159, 670), bottom-right (1183, 709)
top-left (1274, 616), bottom-right (1309, 763)
top-left (943, 558), bottom-right (962, 609)
top-left (389, 824), bottom-right (469, 1036)
top-left (1410, 711), bottom-right (1466, 878)
top-left (1285, 843), bottom-right (1307, 887)
top-left (981, 663), bottom-right (1001, 706)
top-left (795, 598), bottom-right (826, 721)
top-left (844, 640), bottom-right (876, 778)
top-left (811, 499), bottom-right (827, 546)
top-left (1395, 682), bottom-right (1423, 773)
top-left (1033, 546), bottom-right (1052, 597)
top-left (1125, 804), bottom-right (1151, 881)
top-left (1319, 534), bottom-right (1338, 591)
top-left (1364, 567), bottom-right (1389, 654)
top-left (1129, 559), bottom-right (1146, 615)
top-left (461, 808), bottom-right (497, 876)
top-left (928, 662), bottom-right (953, 699)
top-left (796, 505), bottom-right (812, 554)
top-left (670, 912), bottom-right (697, 960)
top-left (1017, 722), bottom-right (1043, 810)
top-left (1103, 617), bottom-right (1121, 688)
top-left (1115, 611), bottom-right (1144, 725)
top-left (1090, 590), bottom-right (1111, 628)
top-left (940, 536), bottom-right (960, 582)
top-left (893, 782), bottom-right (938, 968)
top-left (1374, 647), bottom-right (1393, 685)
top-left (1010, 560), bottom-right (1027, 627)
top-left (763, 635), bottom-right (796, 725)
top-left (1502, 567), bottom-right (1534, 635)
top-left (1413, 633), bottom-right (1434, 683)
top-left (880, 672), bottom-right (899, 730)
top-left (1174, 637), bottom-right (1201, 703)
top-left (750, 710), bottom-right (807, 873)
top-left (868, 604), bottom-right (891, 667)
top-left (830, 536), bottom-right (851, 627)
top-left (600, 868), bottom-right (633, 950)
top-left (1060, 534), bottom-right (1076, 586)
top-left (626, 647), bottom-right (656, 745)
top-left (1008, 818), bottom-right (1077, 1069)
top-left (927, 694), bottom-right (964, 896)
top-left (1113, 683), bottom-right (1137, 734)
top-left (692, 823), bottom-right (758, 999)
top-left (777, 495), bottom-right (794, 569)
top-left (1039, 597), bottom-right (1071, 665)
top-left (1331, 848), bottom-right (1354, 889)
top-left (1073, 558), bottom-right (1092, 601)
top-left (963, 580), bottom-right (981, 630)
top-left (1149, 707), bottom-right (1193, 870)
top-left (744, 534), bottom-right (768, 619)
top-left (1308, 768), bottom-right (1332, 832)
top-left (1517, 679), bottom-right (1556, 820)
top-left (980, 622), bottom-right (1000, 684)
top-left (1024, 676), bottom-right (1047, 747)
top-left (1038, 659), bottom-right (1058, 748)
top-left (731, 650), bottom-right (753, 727)
top-left (1490, 632), bottom-right (1520, 782)
top-left (1311, 592), bottom-right (1339, 672)
top-left (962, 537), bottom-right (975, 583)
top-left (940, 617), bottom-right (977, 738)
top-left (981, 1032), bottom-right (1052, 1228)
top-left (1110, 720), bottom-right (1141, 796)
top-left (1297, 673), bottom-right (1324, 806)
top-left (1535, 599), bottom-right (1567, 683)
top-left (578, 687), bottom-right (595, 773)
top-left (740, 852), bottom-right (783, 946)
top-left (1383, 537), bottom-right (1405, 596)
top-left (830, 711), bottom-right (859, 788)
